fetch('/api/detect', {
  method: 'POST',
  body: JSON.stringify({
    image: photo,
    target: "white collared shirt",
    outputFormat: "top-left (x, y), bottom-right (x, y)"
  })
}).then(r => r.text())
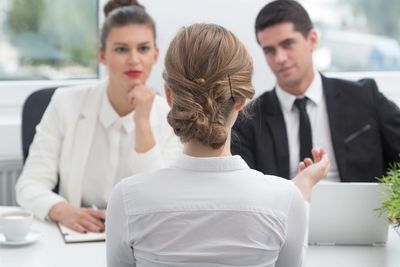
top-left (81, 92), bottom-right (137, 209)
top-left (106, 154), bottom-right (307, 267)
top-left (276, 70), bottom-right (339, 182)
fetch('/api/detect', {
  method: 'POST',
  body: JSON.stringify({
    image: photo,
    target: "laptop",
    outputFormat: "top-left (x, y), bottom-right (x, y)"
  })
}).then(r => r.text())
top-left (308, 182), bottom-right (389, 246)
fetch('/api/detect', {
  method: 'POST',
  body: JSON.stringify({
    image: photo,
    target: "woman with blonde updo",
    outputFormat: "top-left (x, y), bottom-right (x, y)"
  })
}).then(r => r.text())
top-left (16, 0), bottom-right (180, 233)
top-left (106, 23), bottom-right (329, 267)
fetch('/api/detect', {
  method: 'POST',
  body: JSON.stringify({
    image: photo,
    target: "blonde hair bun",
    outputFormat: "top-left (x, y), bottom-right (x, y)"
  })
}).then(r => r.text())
top-left (164, 23), bottom-right (255, 149)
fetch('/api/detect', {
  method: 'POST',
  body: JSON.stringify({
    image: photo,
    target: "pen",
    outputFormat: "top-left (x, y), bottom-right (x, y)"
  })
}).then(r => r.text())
top-left (91, 204), bottom-right (106, 224)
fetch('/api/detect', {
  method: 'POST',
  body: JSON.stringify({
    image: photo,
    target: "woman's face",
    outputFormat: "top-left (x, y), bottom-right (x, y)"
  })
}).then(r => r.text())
top-left (99, 24), bottom-right (158, 91)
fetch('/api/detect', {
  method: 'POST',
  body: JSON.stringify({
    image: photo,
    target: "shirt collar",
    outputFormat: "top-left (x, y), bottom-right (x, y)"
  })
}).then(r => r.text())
top-left (172, 153), bottom-right (250, 172)
top-left (99, 92), bottom-right (134, 133)
top-left (275, 69), bottom-right (323, 112)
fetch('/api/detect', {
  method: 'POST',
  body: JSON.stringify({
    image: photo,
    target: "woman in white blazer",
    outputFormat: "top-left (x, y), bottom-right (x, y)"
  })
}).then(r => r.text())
top-left (16, 0), bottom-right (181, 233)
top-left (106, 23), bottom-right (330, 267)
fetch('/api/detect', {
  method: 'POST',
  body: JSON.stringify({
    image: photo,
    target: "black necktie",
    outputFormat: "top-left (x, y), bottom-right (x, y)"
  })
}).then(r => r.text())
top-left (294, 97), bottom-right (312, 160)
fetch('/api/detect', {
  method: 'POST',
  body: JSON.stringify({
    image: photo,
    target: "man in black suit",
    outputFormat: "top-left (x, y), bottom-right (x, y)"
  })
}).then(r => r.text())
top-left (232, 0), bottom-right (400, 182)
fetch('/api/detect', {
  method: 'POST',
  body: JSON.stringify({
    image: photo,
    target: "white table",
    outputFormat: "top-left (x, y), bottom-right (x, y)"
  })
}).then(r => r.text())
top-left (0, 207), bottom-right (105, 267)
top-left (1, 206), bottom-right (399, 267)
top-left (306, 227), bottom-right (400, 267)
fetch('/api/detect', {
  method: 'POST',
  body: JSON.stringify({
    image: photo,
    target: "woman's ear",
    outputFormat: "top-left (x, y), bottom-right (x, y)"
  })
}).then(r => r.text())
top-left (234, 98), bottom-right (246, 111)
top-left (164, 85), bottom-right (173, 108)
top-left (153, 47), bottom-right (159, 64)
top-left (98, 49), bottom-right (106, 65)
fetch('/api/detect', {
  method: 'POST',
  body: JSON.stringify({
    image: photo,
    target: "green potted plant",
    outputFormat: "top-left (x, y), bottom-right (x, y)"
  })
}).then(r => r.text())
top-left (376, 163), bottom-right (400, 236)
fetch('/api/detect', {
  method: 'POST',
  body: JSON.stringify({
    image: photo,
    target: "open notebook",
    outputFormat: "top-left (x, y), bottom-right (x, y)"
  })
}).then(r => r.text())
top-left (57, 223), bottom-right (105, 244)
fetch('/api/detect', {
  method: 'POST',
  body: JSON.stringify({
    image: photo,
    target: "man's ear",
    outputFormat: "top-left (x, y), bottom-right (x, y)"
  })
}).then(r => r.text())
top-left (234, 98), bottom-right (246, 111)
top-left (308, 29), bottom-right (318, 51)
top-left (164, 85), bottom-right (173, 108)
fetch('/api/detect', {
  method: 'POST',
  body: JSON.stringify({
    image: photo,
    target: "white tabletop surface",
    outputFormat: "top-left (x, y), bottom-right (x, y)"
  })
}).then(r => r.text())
top-left (307, 226), bottom-right (400, 267)
top-left (1, 206), bottom-right (399, 267)
top-left (0, 207), bottom-right (105, 267)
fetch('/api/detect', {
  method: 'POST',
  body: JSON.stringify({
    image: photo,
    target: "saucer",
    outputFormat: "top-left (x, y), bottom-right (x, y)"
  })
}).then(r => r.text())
top-left (0, 230), bottom-right (41, 246)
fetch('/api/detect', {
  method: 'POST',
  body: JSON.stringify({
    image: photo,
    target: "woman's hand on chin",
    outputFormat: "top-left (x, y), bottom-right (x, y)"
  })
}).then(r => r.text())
top-left (128, 84), bottom-right (157, 153)
top-left (128, 84), bottom-right (156, 125)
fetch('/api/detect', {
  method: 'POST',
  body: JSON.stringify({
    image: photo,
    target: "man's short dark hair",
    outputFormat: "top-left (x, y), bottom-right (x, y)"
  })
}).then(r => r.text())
top-left (255, 0), bottom-right (313, 40)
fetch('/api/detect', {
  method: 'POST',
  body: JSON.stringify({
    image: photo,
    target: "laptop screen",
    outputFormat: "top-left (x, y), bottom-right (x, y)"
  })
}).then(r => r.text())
top-left (308, 182), bottom-right (389, 246)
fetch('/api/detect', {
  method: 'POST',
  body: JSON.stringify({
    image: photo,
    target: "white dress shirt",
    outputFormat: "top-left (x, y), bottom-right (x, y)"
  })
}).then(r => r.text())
top-left (82, 93), bottom-right (137, 209)
top-left (276, 70), bottom-right (339, 182)
top-left (106, 154), bottom-right (307, 267)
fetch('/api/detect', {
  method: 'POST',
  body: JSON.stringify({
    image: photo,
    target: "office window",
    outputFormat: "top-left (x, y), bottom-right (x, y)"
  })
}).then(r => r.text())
top-left (0, 0), bottom-right (98, 80)
top-left (303, 0), bottom-right (400, 72)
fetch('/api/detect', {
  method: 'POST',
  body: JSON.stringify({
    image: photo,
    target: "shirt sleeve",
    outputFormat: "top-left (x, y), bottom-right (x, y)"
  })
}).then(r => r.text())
top-left (106, 182), bottom-right (135, 267)
top-left (372, 79), bottom-right (400, 162)
top-left (130, 96), bottom-right (182, 175)
top-left (131, 143), bottom-right (165, 174)
top-left (275, 187), bottom-right (307, 267)
top-left (15, 90), bottom-right (67, 220)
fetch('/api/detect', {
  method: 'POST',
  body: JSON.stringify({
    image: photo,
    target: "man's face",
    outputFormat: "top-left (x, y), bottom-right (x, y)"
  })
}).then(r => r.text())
top-left (257, 22), bottom-right (317, 95)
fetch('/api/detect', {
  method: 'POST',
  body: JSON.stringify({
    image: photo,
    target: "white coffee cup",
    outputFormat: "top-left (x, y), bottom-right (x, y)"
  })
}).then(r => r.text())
top-left (0, 210), bottom-right (33, 241)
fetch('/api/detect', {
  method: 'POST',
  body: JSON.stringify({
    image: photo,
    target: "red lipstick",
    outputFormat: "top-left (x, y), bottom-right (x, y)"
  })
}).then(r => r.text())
top-left (125, 70), bottom-right (142, 78)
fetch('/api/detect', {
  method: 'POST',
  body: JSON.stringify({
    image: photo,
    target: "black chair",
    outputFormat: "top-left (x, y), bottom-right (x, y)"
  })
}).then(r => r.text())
top-left (22, 87), bottom-right (59, 161)
top-left (21, 87), bottom-right (59, 192)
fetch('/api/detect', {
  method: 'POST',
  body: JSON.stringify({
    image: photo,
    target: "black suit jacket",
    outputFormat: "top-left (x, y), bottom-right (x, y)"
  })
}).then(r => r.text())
top-left (232, 75), bottom-right (400, 182)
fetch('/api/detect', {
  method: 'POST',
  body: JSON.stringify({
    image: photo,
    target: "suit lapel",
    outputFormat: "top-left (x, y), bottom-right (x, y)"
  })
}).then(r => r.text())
top-left (263, 90), bottom-right (290, 178)
top-left (67, 81), bottom-right (106, 207)
top-left (322, 76), bottom-right (347, 181)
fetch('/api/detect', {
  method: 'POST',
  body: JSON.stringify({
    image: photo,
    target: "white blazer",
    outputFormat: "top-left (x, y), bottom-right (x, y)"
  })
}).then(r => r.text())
top-left (16, 80), bottom-right (181, 220)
